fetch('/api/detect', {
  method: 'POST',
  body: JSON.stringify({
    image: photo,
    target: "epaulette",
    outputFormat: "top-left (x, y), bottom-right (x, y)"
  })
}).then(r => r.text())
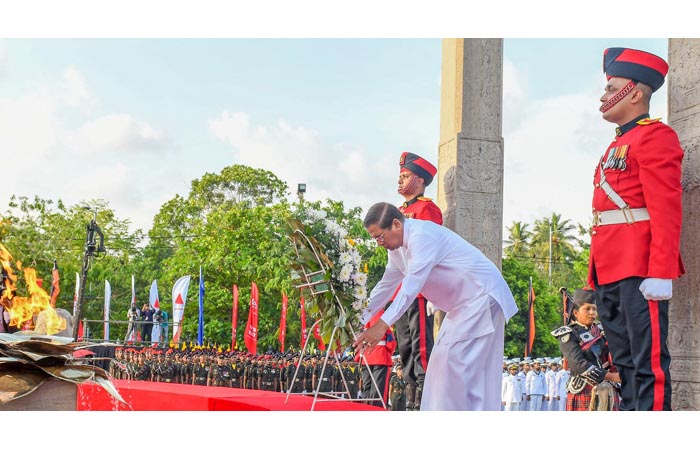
top-left (417, 196), bottom-right (433, 202)
top-left (637, 117), bottom-right (661, 126)
top-left (550, 326), bottom-right (573, 337)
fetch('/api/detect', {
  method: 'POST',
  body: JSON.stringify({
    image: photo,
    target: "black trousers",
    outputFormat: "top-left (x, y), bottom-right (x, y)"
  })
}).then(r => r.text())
top-left (594, 276), bottom-right (671, 410)
top-left (361, 365), bottom-right (390, 407)
top-left (141, 323), bottom-right (153, 342)
top-left (394, 297), bottom-right (433, 387)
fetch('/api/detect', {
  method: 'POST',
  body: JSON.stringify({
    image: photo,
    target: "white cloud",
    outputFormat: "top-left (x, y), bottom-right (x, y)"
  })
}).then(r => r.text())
top-left (58, 66), bottom-right (98, 111)
top-left (502, 66), bottom-right (670, 245)
top-left (503, 89), bottom-right (608, 235)
top-left (502, 57), bottom-right (527, 135)
top-left (0, 91), bottom-right (60, 161)
top-left (63, 113), bottom-right (168, 155)
top-left (0, 40), bottom-right (6, 78)
top-left (0, 66), bottom-right (171, 235)
top-left (209, 110), bottom-right (397, 213)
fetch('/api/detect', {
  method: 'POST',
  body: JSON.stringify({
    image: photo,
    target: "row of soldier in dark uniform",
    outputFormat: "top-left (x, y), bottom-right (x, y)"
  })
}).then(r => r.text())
top-left (109, 346), bottom-right (369, 398)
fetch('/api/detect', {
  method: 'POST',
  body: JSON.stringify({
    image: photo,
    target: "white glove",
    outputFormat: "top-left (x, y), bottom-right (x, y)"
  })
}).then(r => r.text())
top-left (426, 301), bottom-right (436, 316)
top-left (639, 278), bottom-right (673, 301)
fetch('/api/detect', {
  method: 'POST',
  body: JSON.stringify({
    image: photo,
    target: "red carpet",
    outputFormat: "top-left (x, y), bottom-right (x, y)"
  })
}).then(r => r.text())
top-left (77, 380), bottom-right (384, 411)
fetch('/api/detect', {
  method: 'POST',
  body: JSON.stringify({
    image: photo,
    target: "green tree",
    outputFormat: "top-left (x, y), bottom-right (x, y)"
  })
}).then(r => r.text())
top-left (530, 213), bottom-right (578, 288)
top-left (1, 195), bottom-right (145, 338)
top-left (502, 256), bottom-right (561, 358)
top-left (504, 220), bottom-right (532, 259)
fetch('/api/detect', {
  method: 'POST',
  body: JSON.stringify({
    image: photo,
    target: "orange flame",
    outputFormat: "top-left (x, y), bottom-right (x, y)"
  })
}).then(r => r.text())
top-left (0, 243), bottom-right (66, 335)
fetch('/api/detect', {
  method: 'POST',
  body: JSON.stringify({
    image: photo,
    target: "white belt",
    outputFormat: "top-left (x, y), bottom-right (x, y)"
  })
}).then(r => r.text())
top-left (592, 207), bottom-right (649, 226)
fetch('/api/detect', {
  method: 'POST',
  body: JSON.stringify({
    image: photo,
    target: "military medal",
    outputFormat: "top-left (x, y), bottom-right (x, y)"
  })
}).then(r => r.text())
top-left (602, 145), bottom-right (628, 171)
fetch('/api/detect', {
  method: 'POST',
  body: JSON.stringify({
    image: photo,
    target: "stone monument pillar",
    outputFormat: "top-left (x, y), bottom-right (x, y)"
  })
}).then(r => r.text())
top-left (668, 38), bottom-right (700, 411)
top-left (436, 38), bottom-right (504, 265)
top-left (434, 38), bottom-right (504, 330)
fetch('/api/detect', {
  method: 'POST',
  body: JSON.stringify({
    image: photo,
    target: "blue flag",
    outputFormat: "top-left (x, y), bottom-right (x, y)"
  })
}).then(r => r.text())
top-left (198, 266), bottom-right (205, 346)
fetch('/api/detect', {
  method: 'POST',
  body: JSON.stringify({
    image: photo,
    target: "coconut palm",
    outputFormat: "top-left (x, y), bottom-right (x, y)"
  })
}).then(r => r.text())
top-left (504, 221), bottom-right (532, 259)
top-left (530, 213), bottom-right (578, 284)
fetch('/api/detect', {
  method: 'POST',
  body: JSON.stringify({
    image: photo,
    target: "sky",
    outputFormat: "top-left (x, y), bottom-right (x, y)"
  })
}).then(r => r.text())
top-left (0, 35), bottom-right (671, 246)
top-left (1, 0), bottom-right (697, 441)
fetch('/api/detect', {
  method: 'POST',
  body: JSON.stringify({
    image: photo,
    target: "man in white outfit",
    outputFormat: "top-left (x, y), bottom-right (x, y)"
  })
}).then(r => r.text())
top-left (502, 363), bottom-right (523, 411)
top-left (518, 361), bottom-right (531, 411)
top-left (353, 202), bottom-right (518, 411)
top-left (545, 361), bottom-right (559, 411)
top-left (526, 360), bottom-right (547, 411)
top-left (556, 363), bottom-right (570, 411)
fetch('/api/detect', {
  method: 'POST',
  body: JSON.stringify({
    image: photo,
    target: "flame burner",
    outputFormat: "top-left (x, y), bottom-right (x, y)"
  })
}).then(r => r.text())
top-left (0, 243), bottom-right (66, 335)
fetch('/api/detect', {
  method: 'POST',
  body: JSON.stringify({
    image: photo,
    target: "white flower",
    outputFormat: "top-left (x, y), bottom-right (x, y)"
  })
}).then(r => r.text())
top-left (338, 252), bottom-right (353, 265)
top-left (352, 300), bottom-right (363, 311)
top-left (352, 272), bottom-right (367, 286)
top-left (351, 250), bottom-right (361, 266)
top-left (354, 285), bottom-right (367, 300)
top-left (308, 209), bottom-right (326, 221)
top-left (336, 227), bottom-right (348, 239)
top-left (338, 264), bottom-right (353, 282)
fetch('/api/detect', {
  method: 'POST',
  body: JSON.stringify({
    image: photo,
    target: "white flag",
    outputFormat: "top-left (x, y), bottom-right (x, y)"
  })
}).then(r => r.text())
top-left (104, 280), bottom-right (111, 341)
top-left (131, 274), bottom-right (136, 305)
top-left (150, 280), bottom-right (161, 345)
top-left (171, 275), bottom-right (191, 344)
top-left (73, 272), bottom-right (80, 317)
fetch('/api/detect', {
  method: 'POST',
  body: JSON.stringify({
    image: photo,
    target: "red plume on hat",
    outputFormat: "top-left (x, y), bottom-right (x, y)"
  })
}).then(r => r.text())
top-left (603, 47), bottom-right (668, 92)
top-left (399, 152), bottom-right (437, 186)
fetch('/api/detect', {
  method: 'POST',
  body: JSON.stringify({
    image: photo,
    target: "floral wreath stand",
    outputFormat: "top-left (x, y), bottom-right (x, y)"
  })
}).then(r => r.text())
top-left (284, 229), bottom-right (387, 410)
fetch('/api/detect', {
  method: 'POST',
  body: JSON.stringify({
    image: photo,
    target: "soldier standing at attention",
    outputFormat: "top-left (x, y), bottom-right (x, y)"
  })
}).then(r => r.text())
top-left (303, 356), bottom-right (314, 394)
top-left (590, 47), bottom-right (684, 411)
top-left (394, 151), bottom-right (442, 410)
top-left (286, 354), bottom-right (303, 393)
top-left (389, 365), bottom-right (407, 411)
top-left (192, 352), bottom-right (211, 386)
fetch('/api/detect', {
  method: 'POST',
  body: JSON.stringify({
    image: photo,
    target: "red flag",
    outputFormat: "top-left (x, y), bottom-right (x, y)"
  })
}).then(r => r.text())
top-left (525, 277), bottom-right (536, 357)
top-left (77, 320), bottom-right (84, 341)
top-left (50, 260), bottom-right (60, 308)
top-left (232, 284), bottom-right (239, 350)
top-left (279, 293), bottom-right (288, 352)
top-left (313, 321), bottom-right (326, 351)
top-left (244, 282), bottom-right (259, 354)
top-left (300, 295), bottom-right (307, 348)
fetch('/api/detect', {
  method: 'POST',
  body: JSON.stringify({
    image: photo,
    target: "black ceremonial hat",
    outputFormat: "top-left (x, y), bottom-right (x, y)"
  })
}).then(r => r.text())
top-left (603, 47), bottom-right (668, 92)
top-left (399, 152), bottom-right (437, 186)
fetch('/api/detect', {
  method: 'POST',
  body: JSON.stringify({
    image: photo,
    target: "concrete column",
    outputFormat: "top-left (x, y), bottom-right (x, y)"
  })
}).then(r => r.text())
top-left (436, 38), bottom-right (504, 267)
top-left (434, 39), bottom-right (504, 331)
top-left (668, 38), bottom-right (700, 411)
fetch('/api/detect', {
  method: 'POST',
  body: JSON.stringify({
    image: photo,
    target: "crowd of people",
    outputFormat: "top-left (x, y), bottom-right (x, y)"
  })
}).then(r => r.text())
top-left (501, 357), bottom-right (570, 411)
top-left (124, 302), bottom-right (169, 345)
top-left (108, 345), bottom-right (379, 402)
top-left (106, 343), bottom-right (602, 412)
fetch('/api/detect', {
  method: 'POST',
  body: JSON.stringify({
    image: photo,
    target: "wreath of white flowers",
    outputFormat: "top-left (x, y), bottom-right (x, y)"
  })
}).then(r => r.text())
top-left (287, 208), bottom-right (371, 349)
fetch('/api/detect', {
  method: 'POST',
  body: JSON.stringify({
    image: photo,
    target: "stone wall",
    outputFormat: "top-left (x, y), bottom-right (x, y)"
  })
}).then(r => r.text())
top-left (668, 38), bottom-right (700, 411)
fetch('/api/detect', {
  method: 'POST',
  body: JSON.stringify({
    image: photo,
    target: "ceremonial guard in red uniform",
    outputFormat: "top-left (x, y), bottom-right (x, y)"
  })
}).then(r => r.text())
top-left (589, 47), bottom-right (684, 410)
top-left (395, 152), bottom-right (442, 410)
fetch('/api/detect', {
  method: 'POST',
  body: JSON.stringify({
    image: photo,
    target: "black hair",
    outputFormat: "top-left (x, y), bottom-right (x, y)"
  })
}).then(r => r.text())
top-left (363, 202), bottom-right (405, 229)
top-left (569, 288), bottom-right (595, 322)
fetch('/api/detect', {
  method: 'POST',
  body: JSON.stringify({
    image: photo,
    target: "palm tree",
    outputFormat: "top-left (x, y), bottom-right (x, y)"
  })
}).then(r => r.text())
top-left (530, 213), bottom-right (578, 284)
top-left (504, 221), bottom-right (532, 259)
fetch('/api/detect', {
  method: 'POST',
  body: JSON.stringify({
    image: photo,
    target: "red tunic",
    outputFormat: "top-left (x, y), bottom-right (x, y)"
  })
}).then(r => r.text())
top-left (588, 119), bottom-right (685, 286)
top-left (356, 311), bottom-right (397, 366)
top-left (399, 196), bottom-right (443, 225)
top-left (396, 196), bottom-right (443, 302)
